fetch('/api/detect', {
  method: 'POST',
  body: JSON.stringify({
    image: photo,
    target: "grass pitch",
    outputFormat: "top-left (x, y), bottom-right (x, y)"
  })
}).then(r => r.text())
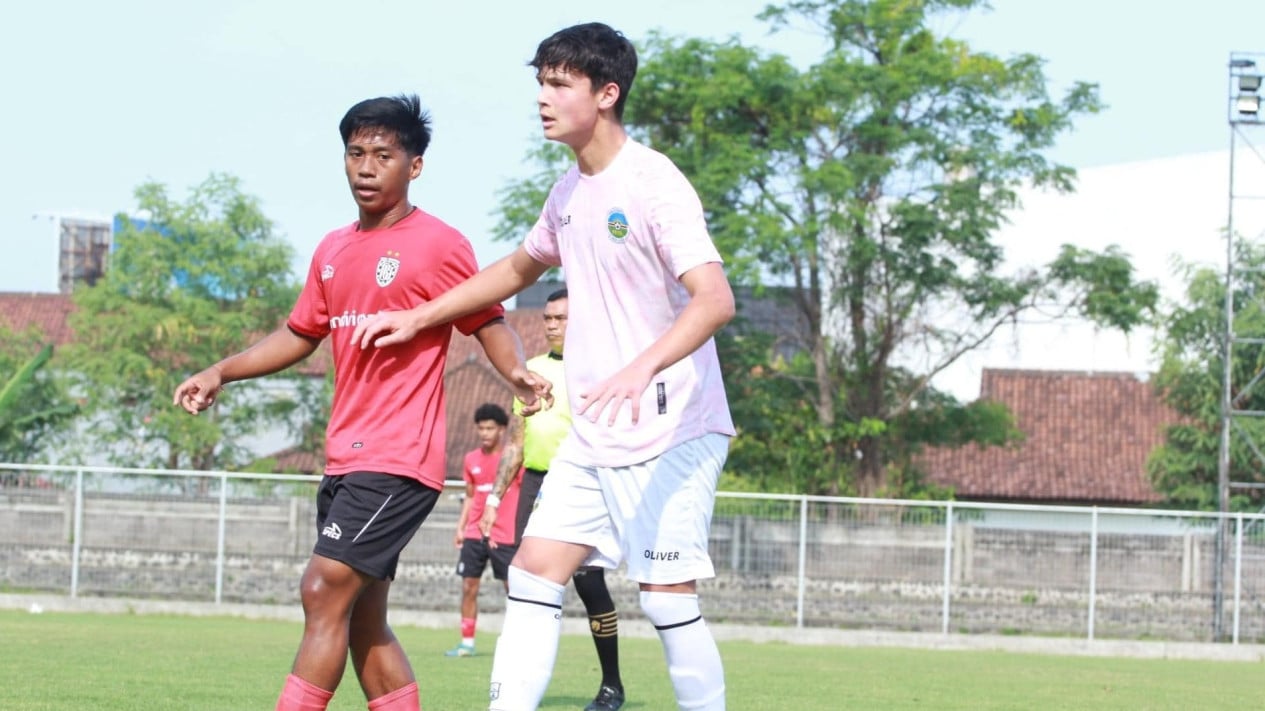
top-left (0, 610), bottom-right (1260, 710)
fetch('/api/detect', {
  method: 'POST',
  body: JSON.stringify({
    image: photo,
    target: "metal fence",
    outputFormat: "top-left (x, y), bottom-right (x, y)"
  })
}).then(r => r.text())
top-left (3, 463), bottom-right (1264, 644)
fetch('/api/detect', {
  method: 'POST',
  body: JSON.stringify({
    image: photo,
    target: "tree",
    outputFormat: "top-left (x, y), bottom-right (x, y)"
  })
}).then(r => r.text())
top-left (1148, 240), bottom-right (1265, 511)
top-left (65, 174), bottom-right (324, 479)
top-left (0, 327), bottom-right (77, 465)
top-left (500, 0), bottom-right (1161, 496)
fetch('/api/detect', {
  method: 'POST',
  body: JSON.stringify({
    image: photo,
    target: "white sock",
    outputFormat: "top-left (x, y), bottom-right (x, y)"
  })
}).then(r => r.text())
top-left (488, 566), bottom-right (565, 711)
top-left (640, 591), bottom-right (726, 710)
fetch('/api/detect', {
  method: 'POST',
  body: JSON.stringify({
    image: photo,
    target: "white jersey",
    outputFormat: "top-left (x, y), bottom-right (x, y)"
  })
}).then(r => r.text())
top-left (523, 139), bottom-right (735, 467)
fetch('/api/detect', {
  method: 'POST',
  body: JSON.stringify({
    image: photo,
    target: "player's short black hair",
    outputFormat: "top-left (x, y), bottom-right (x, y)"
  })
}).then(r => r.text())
top-left (474, 403), bottom-right (509, 426)
top-left (339, 94), bottom-right (432, 157)
top-left (531, 23), bottom-right (637, 119)
top-left (546, 288), bottom-right (568, 303)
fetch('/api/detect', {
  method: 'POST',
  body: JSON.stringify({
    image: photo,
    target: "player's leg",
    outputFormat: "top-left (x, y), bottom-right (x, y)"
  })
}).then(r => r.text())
top-left (449, 539), bottom-right (488, 656)
top-left (349, 578), bottom-right (419, 710)
top-left (488, 462), bottom-right (618, 711)
top-left (276, 554), bottom-right (370, 711)
top-left (572, 566), bottom-right (624, 710)
top-left (277, 474), bottom-right (376, 710)
top-left (304, 472), bottom-right (436, 711)
top-left (607, 434), bottom-right (729, 711)
top-left (490, 541), bottom-right (517, 595)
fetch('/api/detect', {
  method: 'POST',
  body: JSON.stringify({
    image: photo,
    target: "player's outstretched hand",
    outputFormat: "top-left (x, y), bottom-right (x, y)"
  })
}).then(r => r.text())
top-left (173, 367), bottom-right (224, 415)
top-left (352, 307), bottom-right (426, 349)
top-left (576, 362), bottom-right (654, 426)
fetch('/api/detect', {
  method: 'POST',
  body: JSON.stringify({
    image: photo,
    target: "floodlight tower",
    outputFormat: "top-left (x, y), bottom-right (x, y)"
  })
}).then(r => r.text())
top-left (1216, 52), bottom-right (1265, 642)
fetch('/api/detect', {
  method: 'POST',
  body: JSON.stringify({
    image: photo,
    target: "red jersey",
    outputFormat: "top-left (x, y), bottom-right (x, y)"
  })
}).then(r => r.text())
top-left (463, 447), bottom-right (521, 545)
top-left (288, 208), bottom-right (503, 490)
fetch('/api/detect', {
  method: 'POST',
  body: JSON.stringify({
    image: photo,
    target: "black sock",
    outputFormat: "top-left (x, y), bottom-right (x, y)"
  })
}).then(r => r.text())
top-left (574, 566), bottom-right (622, 690)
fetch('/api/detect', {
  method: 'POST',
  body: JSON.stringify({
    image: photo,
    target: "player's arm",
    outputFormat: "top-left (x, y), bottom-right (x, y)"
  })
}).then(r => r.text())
top-left (576, 261), bottom-right (735, 425)
top-left (455, 478), bottom-right (474, 548)
top-left (479, 411), bottom-right (526, 538)
top-left (353, 246), bottom-right (550, 349)
top-left (173, 327), bottom-right (320, 414)
top-left (473, 319), bottom-right (553, 413)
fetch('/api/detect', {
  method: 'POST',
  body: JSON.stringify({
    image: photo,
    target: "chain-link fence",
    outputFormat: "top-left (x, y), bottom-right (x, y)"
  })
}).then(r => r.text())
top-left (3, 463), bottom-right (1262, 643)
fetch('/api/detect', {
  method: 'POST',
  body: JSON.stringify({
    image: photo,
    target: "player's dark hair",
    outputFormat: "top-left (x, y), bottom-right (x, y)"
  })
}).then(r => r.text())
top-left (546, 288), bottom-right (568, 303)
top-left (530, 23), bottom-right (637, 119)
top-left (474, 403), bottom-right (509, 427)
top-left (339, 94), bottom-right (432, 157)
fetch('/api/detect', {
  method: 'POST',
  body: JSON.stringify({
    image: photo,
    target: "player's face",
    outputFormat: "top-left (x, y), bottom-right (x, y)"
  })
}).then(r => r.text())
top-left (344, 129), bottom-right (421, 216)
top-left (475, 420), bottom-right (504, 451)
top-left (542, 297), bottom-right (567, 353)
top-left (536, 66), bottom-right (612, 146)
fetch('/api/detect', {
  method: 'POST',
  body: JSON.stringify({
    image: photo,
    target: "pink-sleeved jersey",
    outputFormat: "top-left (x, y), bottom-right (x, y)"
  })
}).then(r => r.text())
top-left (289, 208), bottom-right (504, 490)
top-left (523, 139), bottom-right (735, 467)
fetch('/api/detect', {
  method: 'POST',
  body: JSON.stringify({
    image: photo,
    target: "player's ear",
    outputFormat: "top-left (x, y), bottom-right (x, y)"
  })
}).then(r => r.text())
top-left (410, 156), bottom-right (424, 180)
top-left (596, 81), bottom-right (620, 113)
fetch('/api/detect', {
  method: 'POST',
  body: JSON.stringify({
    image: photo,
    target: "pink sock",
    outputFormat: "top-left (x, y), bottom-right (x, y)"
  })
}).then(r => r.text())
top-left (276, 674), bottom-right (334, 711)
top-left (461, 617), bottom-right (476, 640)
top-left (367, 682), bottom-right (420, 711)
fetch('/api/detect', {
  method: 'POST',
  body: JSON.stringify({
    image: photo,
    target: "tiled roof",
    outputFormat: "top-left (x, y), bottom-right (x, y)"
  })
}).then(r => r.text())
top-left (919, 369), bottom-right (1175, 505)
top-left (0, 293), bottom-right (76, 344)
top-left (268, 446), bottom-right (324, 475)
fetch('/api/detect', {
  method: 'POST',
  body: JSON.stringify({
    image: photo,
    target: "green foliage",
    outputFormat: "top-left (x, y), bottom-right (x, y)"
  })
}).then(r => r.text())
top-left (493, 0), bottom-right (1156, 497)
top-left (64, 174), bottom-right (322, 476)
top-left (1148, 240), bottom-right (1265, 511)
top-left (0, 328), bottom-right (77, 463)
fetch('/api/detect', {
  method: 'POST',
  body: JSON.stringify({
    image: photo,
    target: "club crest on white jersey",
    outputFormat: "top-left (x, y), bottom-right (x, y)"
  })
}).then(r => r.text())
top-left (376, 250), bottom-right (401, 287)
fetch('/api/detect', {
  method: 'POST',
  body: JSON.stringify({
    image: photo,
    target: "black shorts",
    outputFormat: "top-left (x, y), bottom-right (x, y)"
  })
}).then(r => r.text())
top-left (456, 537), bottom-right (517, 580)
top-left (514, 468), bottom-right (547, 544)
top-left (313, 472), bottom-right (439, 581)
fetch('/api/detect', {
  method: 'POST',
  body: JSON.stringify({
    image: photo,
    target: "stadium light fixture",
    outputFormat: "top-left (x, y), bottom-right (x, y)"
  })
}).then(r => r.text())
top-left (1239, 93), bottom-right (1262, 117)
top-left (1230, 55), bottom-right (1263, 123)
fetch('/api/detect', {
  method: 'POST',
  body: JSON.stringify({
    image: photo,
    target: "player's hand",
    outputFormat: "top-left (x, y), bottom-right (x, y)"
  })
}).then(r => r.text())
top-left (453, 529), bottom-right (463, 548)
top-left (513, 367), bottom-right (554, 416)
top-left (478, 506), bottom-right (497, 539)
top-left (576, 362), bottom-right (655, 426)
top-left (352, 306), bottom-right (431, 349)
top-left (172, 367), bottom-right (225, 415)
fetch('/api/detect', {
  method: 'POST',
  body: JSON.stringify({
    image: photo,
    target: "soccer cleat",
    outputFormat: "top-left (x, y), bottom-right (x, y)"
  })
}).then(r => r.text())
top-left (443, 643), bottom-right (476, 657)
top-left (583, 684), bottom-right (625, 711)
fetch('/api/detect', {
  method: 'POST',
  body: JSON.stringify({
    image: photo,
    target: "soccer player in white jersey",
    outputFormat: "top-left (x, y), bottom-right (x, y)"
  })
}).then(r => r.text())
top-left (353, 22), bottom-right (735, 711)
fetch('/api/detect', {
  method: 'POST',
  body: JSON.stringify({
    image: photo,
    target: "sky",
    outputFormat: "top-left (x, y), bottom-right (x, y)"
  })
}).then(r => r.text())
top-left (2, 0), bottom-right (1264, 396)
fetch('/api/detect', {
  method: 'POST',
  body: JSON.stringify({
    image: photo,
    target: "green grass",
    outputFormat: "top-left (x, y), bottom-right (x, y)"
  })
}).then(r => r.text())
top-left (1, 610), bottom-right (1262, 710)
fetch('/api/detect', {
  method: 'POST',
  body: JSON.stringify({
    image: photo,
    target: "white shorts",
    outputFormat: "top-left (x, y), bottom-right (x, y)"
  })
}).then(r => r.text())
top-left (522, 433), bottom-right (728, 585)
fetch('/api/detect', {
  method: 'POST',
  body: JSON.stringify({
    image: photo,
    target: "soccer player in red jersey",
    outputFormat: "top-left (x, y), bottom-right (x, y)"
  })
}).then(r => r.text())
top-left (173, 94), bottom-right (548, 711)
top-left (446, 403), bottom-right (521, 658)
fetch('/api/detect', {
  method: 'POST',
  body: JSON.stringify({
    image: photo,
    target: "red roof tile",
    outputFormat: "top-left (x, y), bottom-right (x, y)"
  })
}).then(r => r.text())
top-left (0, 293), bottom-right (76, 344)
top-left (919, 369), bottom-right (1175, 505)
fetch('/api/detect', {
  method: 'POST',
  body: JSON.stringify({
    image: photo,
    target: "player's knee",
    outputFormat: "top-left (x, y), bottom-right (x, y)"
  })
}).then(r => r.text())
top-left (639, 590), bottom-right (702, 629)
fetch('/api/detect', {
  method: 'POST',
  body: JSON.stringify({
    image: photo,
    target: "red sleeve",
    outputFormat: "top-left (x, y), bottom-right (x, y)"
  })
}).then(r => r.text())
top-left (287, 248), bottom-right (331, 339)
top-left (425, 227), bottom-right (505, 336)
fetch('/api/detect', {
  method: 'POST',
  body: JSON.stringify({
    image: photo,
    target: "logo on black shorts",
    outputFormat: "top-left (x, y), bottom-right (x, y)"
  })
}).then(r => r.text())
top-left (322, 522), bottom-right (342, 540)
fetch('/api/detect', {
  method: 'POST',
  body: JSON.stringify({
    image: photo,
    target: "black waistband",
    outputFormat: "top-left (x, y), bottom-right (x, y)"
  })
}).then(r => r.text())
top-left (525, 468), bottom-right (548, 476)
